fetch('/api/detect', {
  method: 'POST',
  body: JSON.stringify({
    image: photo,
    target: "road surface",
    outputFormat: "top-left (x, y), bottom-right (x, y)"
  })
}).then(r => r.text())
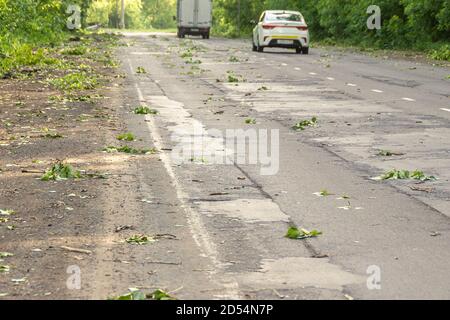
top-left (2, 32), bottom-right (449, 300)
top-left (97, 32), bottom-right (449, 299)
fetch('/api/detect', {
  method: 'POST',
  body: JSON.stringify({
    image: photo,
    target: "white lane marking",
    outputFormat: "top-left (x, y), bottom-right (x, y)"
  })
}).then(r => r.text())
top-left (371, 89), bottom-right (383, 93)
top-left (402, 97), bottom-right (416, 102)
top-left (347, 83), bottom-right (357, 87)
top-left (281, 63), bottom-right (288, 66)
top-left (128, 58), bottom-right (240, 298)
top-left (309, 72), bottom-right (318, 76)
top-left (326, 77), bottom-right (335, 81)
top-left (127, 60), bottom-right (134, 74)
top-left (294, 67), bottom-right (301, 71)
top-left (440, 108), bottom-right (450, 112)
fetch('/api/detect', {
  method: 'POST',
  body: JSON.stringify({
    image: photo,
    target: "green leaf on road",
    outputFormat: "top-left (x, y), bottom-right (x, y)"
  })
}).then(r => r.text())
top-left (0, 252), bottom-right (13, 258)
top-left (103, 146), bottom-right (157, 155)
top-left (133, 106), bottom-right (158, 115)
top-left (292, 117), bottom-right (318, 131)
top-left (0, 209), bottom-right (15, 216)
top-left (286, 227), bottom-right (322, 240)
top-left (41, 162), bottom-right (81, 181)
top-left (151, 289), bottom-right (176, 300)
top-left (125, 235), bottom-right (157, 245)
top-left (116, 133), bottom-right (136, 141)
top-left (0, 265), bottom-right (10, 273)
top-left (372, 169), bottom-right (437, 181)
top-left (136, 66), bottom-right (147, 74)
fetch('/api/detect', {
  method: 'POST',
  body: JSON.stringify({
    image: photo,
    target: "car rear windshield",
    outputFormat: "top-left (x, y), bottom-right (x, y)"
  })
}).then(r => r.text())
top-left (265, 12), bottom-right (303, 22)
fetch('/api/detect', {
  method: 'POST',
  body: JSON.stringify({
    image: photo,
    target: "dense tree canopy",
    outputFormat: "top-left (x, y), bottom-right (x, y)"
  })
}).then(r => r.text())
top-left (0, 0), bottom-right (448, 65)
top-left (212, 0), bottom-right (450, 50)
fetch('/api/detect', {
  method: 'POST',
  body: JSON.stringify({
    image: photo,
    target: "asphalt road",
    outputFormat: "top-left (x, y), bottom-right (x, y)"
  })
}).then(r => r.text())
top-left (111, 32), bottom-right (450, 299)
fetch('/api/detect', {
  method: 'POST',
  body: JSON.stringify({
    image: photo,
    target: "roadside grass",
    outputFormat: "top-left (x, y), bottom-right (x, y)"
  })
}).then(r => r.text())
top-left (61, 45), bottom-right (88, 56)
top-left (0, 44), bottom-right (59, 78)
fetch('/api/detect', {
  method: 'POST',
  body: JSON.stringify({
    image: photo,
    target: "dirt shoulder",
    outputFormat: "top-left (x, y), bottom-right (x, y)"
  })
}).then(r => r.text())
top-left (0, 32), bottom-right (126, 299)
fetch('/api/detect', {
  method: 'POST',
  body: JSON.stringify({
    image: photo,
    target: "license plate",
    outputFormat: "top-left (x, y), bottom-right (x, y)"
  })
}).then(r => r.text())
top-left (278, 40), bottom-right (293, 45)
top-left (191, 28), bottom-right (199, 32)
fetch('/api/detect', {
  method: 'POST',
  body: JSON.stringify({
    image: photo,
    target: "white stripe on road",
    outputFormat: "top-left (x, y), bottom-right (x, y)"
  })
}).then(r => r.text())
top-left (326, 77), bottom-right (335, 81)
top-left (129, 59), bottom-right (240, 299)
top-left (347, 83), bottom-right (357, 87)
top-left (294, 67), bottom-right (301, 71)
top-left (309, 72), bottom-right (318, 75)
top-left (440, 108), bottom-right (450, 112)
top-left (371, 89), bottom-right (383, 93)
top-left (402, 97), bottom-right (416, 102)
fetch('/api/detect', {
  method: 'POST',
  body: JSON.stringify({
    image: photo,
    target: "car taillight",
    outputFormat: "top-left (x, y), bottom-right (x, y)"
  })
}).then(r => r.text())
top-left (297, 26), bottom-right (308, 31)
top-left (262, 24), bottom-right (276, 30)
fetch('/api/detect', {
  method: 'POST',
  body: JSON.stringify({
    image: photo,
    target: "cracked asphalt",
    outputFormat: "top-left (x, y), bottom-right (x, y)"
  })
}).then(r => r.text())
top-left (2, 31), bottom-right (448, 300)
top-left (105, 32), bottom-right (450, 299)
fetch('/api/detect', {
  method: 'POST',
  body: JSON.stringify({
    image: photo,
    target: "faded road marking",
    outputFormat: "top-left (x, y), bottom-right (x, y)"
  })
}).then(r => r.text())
top-left (371, 89), bottom-right (383, 93)
top-left (440, 108), bottom-right (450, 113)
top-left (402, 97), bottom-right (416, 102)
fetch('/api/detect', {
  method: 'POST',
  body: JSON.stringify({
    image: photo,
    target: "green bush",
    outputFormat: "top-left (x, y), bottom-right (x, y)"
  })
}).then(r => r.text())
top-left (428, 44), bottom-right (450, 61)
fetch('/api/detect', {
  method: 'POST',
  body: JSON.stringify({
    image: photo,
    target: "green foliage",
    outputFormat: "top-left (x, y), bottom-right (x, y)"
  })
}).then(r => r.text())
top-left (286, 227), bottom-right (322, 240)
top-left (41, 162), bottom-right (82, 181)
top-left (116, 133), bottom-right (136, 141)
top-left (292, 117), bottom-right (318, 131)
top-left (213, 0), bottom-right (450, 52)
top-left (428, 44), bottom-right (450, 61)
top-left (133, 106), bottom-right (158, 115)
top-left (374, 169), bottom-right (437, 181)
top-left (50, 73), bottom-right (99, 91)
top-left (103, 145), bottom-right (157, 155)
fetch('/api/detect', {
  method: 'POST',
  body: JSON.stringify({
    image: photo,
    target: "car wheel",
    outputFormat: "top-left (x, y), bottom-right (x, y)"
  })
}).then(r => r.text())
top-left (252, 40), bottom-right (257, 52)
top-left (296, 47), bottom-right (302, 54)
top-left (302, 47), bottom-right (309, 55)
top-left (257, 42), bottom-right (264, 52)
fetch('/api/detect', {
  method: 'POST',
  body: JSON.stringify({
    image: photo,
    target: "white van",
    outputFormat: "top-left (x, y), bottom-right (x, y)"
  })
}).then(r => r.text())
top-left (176, 0), bottom-right (212, 39)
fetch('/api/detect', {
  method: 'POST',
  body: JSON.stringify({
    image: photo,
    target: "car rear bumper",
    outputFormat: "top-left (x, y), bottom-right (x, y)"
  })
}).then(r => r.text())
top-left (262, 36), bottom-right (308, 48)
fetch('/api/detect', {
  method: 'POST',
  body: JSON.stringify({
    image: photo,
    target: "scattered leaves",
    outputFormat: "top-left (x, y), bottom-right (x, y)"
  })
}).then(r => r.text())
top-left (0, 252), bottom-right (13, 258)
top-left (116, 133), bottom-right (136, 141)
top-left (41, 162), bottom-right (81, 181)
top-left (285, 227), bottom-right (322, 240)
top-left (0, 209), bottom-right (15, 216)
top-left (292, 117), bottom-right (318, 131)
top-left (313, 190), bottom-right (333, 197)
top-left (136, 66), bottom-right (147, 74)
top-left (372, 169), bottom-right (437, 181)
top-left (377, 150), bottom-right (405, 157)
top-left (126, 235), bottom-right (157, 245)
top-left (0, 265), bottom-right (10, 273)
top-left (103, 146), bottom-right (157, 155)
top-left (133, 106), bottom-right (158, 115)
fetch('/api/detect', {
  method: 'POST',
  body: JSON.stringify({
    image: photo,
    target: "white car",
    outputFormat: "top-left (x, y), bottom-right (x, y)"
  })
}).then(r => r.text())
top-left (252, 10), bottom-right (309, 54)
